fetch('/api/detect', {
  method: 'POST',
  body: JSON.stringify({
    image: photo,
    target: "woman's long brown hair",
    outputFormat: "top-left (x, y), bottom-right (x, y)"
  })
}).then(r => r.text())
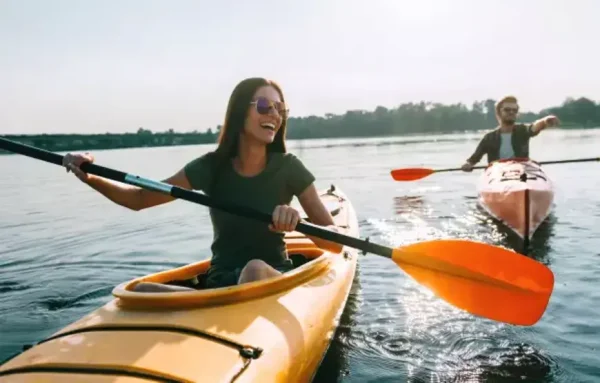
top-left (207, 77), bottom-right (288, 194)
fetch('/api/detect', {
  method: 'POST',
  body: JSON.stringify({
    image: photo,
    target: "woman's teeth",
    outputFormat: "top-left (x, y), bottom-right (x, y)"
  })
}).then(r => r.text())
top-left (261, 123), bottom-right (276, 131)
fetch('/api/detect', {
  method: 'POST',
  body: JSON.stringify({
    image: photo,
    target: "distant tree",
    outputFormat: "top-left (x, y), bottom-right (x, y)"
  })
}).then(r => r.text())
top-left (4, 96), bottom-right (599, 153)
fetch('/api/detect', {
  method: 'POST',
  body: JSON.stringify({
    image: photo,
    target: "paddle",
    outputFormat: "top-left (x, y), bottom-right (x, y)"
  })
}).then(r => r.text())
top-left (391, 157), bottom-right (600, 181)
top-left (0, 137), bottom-right (554, 326)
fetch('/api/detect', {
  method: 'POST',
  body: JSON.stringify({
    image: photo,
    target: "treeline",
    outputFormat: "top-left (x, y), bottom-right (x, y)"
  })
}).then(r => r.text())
top-left (285, 96), bottom-right (599, 139)
top-left (1, 128), bottom-right (217, 153)
top-left (2, 97), bottom-right (599, 153)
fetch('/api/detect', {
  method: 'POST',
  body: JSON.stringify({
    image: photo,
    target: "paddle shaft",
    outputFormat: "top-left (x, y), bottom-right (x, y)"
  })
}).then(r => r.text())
top-left (437, 157), bottom-right (600, 173)
top-left (0, 137), bottom-right (393, 258)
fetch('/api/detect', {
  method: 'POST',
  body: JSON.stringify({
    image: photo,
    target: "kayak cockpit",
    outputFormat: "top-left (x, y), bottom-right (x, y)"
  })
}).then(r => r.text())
top-left (485, 159), bottom-right (548, 183)
top-left (112, 241), bottom-right (338, 310)
top-left (140, 240), bottom-right (323, 290)
top-left (111, 188), bottom-right (351, 310)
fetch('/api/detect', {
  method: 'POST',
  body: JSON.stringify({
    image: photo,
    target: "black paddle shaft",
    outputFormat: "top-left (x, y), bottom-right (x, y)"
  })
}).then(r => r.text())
top-left (0, 137), bottom-right (393, 258)
top-left (436, 157), bottom-right (600, 173)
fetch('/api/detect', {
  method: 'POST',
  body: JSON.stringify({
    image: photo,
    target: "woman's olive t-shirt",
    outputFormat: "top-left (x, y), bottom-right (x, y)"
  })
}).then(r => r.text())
top-left (183, 152), bottom-right (315, 269)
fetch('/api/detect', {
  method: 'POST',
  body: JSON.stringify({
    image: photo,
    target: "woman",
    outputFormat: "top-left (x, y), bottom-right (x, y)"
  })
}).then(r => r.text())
top-left (62, 77), bottom-right (339, 292)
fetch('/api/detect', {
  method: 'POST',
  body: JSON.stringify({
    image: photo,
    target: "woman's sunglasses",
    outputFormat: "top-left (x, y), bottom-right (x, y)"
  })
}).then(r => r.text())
top-left (250, 97), bottom-right (289, 117)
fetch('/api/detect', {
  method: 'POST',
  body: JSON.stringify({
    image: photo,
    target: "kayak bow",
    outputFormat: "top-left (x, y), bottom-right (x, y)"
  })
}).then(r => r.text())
top-left (0, 187), bottom-right (359, 382)
top-left (477, 159), bottom-right (554, 244)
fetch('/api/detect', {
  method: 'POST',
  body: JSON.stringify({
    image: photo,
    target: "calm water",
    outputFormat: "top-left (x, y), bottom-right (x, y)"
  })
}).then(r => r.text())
top-left (1, 129), bottom-right (599, 382)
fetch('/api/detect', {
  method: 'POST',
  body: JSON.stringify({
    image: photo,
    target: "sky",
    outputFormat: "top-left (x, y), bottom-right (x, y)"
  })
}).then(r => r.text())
top-left (1, 0), bottom-right (598, 134)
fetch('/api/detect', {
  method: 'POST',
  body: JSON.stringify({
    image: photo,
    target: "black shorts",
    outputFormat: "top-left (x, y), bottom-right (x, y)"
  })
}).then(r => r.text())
top-left (204, 259), bottom-right (295, 289)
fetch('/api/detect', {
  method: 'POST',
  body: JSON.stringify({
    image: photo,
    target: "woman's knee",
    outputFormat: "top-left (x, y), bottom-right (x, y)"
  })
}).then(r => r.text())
top-left (242, 259), bottom-right (270, 274)
top-left (239, 259), bottom-right (280, 283)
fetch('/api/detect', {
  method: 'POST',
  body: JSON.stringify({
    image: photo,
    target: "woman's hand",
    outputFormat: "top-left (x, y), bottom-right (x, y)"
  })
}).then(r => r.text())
top-left (269, 205), bottom-right (301, 233)
top-left (62, 152), bottom-right (95, 183)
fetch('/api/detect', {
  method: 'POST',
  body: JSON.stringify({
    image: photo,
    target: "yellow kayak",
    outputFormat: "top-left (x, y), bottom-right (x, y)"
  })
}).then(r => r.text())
top-left (0, 186), bottom-right (359, 383)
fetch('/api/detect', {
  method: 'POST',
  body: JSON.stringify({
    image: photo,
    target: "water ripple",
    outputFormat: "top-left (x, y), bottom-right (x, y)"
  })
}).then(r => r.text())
top-left (3, 133), bottom-right (600, 382)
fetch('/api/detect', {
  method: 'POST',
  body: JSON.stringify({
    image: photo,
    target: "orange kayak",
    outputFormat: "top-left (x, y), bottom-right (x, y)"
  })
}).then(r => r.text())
top-left (477, 159), bottom-right (554, 240)
top-left (0, 186), bottom-right (359, 383)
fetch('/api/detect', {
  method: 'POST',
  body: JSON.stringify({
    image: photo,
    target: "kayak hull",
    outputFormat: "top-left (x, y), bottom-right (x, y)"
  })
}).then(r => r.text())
top-left (0, 186), bottom-right (359, 383)
top-left (477, 159), bottom-right (554, 240)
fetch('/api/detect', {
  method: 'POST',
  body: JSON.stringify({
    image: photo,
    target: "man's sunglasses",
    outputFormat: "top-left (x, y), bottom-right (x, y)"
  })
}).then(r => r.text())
top-left (250, 97), bottom-right (289, 117)
top-left (502, 107), bottom-right (519, 113)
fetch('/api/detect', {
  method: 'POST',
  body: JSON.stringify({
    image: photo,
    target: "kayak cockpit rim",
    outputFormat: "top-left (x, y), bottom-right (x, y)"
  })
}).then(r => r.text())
top-left (111, 244), bottom-right (353, 310)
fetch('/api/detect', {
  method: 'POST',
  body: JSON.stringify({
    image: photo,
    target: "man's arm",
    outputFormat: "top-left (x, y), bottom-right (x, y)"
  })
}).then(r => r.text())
top-left (530, 115), bottom-right (560, 136)
top-left (462, 136), bottom-right (488, 171)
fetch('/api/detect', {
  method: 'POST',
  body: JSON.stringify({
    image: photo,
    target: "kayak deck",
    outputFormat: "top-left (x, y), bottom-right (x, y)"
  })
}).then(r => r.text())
top-left (477, 159), bottom-right (554, 240)
top-left (0, 186), bottom-right (359, 383)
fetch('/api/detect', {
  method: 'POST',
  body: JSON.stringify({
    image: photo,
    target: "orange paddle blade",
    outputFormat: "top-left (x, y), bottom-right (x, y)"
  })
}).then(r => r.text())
top-left (392, 239), bottom-right (554, 326)
top-left (390, 168), bottom-right (434, 181)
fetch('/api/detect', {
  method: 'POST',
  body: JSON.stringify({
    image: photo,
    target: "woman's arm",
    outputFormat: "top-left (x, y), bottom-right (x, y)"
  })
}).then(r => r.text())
top-left (86, 168), bottom-right (191, 211)
top-left (297, 184), bottom-right (344, 254)
top-left (63, 152), bottom-right (192, 211)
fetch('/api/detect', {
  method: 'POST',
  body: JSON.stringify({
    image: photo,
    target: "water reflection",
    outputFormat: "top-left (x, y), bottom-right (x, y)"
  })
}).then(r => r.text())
top-left (393, 196), bottom-right (426, 216)
top-left (470, 343), bottom-right (559, 382)
top-left (347, 196), bottom-right (560, 382)
top-left (313, 265), bottom-right (362, 382)
top-left (287, 135), bottom-right (471, 152)
top-left (3, 132), bottom-right (598, 382)
top-left (475, 205), bottom-right (557, 266)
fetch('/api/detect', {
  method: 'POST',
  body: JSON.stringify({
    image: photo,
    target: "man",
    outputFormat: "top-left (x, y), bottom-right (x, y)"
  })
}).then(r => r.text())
top-left (461, 95), bottom-right (560, 171)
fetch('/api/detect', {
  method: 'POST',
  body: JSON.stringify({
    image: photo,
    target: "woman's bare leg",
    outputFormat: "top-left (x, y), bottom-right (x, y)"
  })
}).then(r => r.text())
top-left (132, 282), bottom-right (195, 292)
top-left (238, 259), bottom-right (282, 284)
